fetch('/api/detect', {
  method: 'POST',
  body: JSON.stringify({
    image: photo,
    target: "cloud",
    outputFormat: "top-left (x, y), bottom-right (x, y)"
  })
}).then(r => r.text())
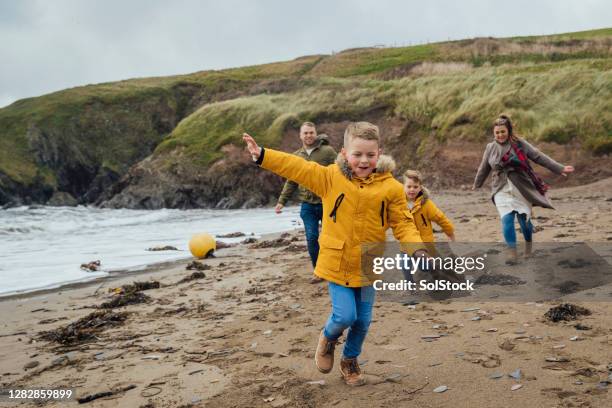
top-left (1, 0), bottom-right (610, 107)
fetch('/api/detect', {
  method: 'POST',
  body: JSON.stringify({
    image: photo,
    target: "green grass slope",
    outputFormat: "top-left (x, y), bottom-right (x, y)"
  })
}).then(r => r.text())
top-left (0, 28), bottom-right (610, 205)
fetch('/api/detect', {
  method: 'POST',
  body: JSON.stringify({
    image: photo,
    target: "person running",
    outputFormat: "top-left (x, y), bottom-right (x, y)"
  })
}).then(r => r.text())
top-left (243, 122), bottom-right (425, 386)
top-left (401, 169), bottom-right (455, 285)
top-left (275, 122), bottom-right (336, 283)
top-left (403, 169), bottom-right (455, 246)
top-left (473, 115), bottom-right (575, 264)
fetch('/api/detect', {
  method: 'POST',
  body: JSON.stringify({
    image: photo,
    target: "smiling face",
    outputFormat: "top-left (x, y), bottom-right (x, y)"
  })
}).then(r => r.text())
top-left (299, 124), bottom-right (317, 147)
top-left (404, 178), bottom-right (422, 200)
top-left (341, 137), bottom-right (381, 178)
top-left (494, 125), bottom-right (510, 144)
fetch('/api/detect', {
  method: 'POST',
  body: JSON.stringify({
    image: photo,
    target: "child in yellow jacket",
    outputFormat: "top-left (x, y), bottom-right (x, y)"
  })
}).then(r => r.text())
top-left (243, 122), bottom-right (425, 386)
top-left (403, 170), bottom-right (455, 243)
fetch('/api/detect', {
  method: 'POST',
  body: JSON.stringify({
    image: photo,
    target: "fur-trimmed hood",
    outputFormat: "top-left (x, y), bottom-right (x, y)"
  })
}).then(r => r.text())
top-left (407, 187), bottom-right (431, 214)
top-left (407, 186), bottom-right (455, 242)
top-left (334, 153), bottom-right (396, 180)
top-left (415, 187), bottom-right (430, 205)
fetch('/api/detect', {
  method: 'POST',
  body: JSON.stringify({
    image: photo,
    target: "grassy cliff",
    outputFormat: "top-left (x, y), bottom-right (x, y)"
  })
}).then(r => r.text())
top-left (0, 28), bottom-right (610, 207)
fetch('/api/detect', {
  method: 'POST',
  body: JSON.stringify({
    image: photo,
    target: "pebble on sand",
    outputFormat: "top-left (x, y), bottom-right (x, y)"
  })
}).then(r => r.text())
top-left (433, 385), bottom-right (448, 393)
top-left (511, 384), bottom-right (523, 391)
top-left (499, 339), bottom-right (515, 351)
top-left (508, 369), bottom-right (522, 380)
top-left (23, 361), bottom-right (39, 370)
top-left (545, 357), bottom-right (570, 362)
top-left (384, 373), bottom-right (402, 383)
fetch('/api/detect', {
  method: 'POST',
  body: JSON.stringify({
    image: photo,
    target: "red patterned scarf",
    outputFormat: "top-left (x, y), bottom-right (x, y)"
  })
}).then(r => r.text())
top-left (501, 140), bottom-right (549, 195)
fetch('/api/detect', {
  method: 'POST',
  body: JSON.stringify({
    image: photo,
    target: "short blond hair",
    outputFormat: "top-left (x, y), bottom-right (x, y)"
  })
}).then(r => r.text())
top-left (343, 122), bottom-right (380, 146)
top-left (301, 121), bottom-right (316, 130)
top-left (403, 169), bottom-right (423, 185)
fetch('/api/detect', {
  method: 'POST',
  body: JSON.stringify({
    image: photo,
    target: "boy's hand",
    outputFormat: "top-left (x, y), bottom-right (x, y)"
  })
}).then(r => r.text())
top-left (274, 203), bottom-right (284, 214)
top-left (413, 249), bottom-right (429, 258)
top-left (243, 133), bottom-right (262, 160)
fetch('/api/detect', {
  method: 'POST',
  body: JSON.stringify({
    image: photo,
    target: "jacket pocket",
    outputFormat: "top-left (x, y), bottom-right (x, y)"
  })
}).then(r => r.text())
top-left (318, 233), bottom-right (345, 272)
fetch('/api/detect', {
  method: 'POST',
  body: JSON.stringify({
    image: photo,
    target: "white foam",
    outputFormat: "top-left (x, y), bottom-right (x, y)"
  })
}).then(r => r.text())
top-left (0, 206), bottom-right (302, 296)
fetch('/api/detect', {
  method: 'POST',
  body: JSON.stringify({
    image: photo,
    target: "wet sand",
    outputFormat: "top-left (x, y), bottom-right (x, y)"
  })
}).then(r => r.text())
top-left (1, 178), bottom-right (612, 407)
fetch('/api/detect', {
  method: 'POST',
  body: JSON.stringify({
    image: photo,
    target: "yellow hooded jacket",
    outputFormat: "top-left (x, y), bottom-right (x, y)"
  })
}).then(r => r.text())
top-left (257, 148), bottom-right (424, 287)
top-left (408, 188), bottom-right (454, 242)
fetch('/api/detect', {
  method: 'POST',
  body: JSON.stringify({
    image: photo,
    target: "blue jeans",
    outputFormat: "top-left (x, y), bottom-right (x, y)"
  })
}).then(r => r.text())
top-left (501, 211), bottom-right (533, 248)
top-left (323, 282), bottom-right (376, 359)
top-left (300, 202), bottom-right (323, 267)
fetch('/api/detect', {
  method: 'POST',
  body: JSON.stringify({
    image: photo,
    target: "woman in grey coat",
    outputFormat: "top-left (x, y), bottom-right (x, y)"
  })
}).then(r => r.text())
top-left (473, 115), bottom-right (575, 263)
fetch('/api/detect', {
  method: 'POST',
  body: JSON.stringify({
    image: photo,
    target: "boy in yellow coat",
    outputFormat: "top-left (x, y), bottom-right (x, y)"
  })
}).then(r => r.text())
top-left (243, 122), bottom-right (425, 386)
top-left (403, 170), bottom-right (455, 244)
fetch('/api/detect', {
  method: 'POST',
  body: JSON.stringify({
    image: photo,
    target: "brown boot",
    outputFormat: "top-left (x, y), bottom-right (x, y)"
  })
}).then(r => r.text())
top-left (309, 275), bottom-right (324, 284)
top-left (524, 241), bottom-right (533, 258)
top-left (505, 247), bottom-right (518, 265)
top-left (315, 331), bottom-right (336, 373)
top-left (339, 357), bottom-right (366, 386)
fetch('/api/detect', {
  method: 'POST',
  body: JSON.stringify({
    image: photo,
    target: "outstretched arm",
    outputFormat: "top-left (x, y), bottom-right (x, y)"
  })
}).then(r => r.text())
top-left (520, 140), bottom-right (574, 175)
top-left (243, 133), bottom-right (333, 199)
top-left (277, 179), bottom-right (298, 207)
top-left (428, 201), bottom-right (455, 241)
top-left (473, 144), bottom-right (492, 189)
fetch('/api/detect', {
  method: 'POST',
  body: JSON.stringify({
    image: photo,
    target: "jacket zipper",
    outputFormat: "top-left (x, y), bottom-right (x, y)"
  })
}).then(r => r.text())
top-left (380, 201), bottom-right (385, 226)
top-left (329, 193), bottom-right (345, 223)
top-left (386, 204), bottom-right (389, 226)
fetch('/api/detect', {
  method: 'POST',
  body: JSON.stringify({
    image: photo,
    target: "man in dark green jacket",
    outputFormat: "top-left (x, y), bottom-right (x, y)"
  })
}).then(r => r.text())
top-left (275, 122), bottom-right (337, 281)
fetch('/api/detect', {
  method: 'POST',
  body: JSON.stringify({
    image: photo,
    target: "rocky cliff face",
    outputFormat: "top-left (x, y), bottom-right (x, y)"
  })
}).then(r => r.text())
top-left (99, 145), bottom-right (284, 209)
top-left (1, 93), bottom-right (180, 207)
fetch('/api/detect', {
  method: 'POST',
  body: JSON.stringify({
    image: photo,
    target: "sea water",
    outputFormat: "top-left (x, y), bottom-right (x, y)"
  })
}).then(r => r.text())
top-left (0, 205), bottom-right (301, 296)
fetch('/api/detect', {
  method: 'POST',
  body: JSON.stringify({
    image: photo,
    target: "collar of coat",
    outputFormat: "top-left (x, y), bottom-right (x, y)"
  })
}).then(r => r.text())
top-left (297, 134), bottom-right (330, 153)
top-left (334, 153), bottom-right (397, 182)
top-left (409, 187), bottom-right (430, 213)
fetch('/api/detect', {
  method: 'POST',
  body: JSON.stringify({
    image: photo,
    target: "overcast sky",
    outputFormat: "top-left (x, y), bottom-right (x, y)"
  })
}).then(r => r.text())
top-left (1, 0), bottom-right (610, 108)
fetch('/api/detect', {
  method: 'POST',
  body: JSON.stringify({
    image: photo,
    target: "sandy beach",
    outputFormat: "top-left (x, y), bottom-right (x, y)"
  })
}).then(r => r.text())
top-left (1, 179), bottom-right (612, 408)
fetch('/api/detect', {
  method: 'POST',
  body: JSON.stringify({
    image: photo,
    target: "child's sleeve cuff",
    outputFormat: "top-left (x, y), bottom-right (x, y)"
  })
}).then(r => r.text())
top-left (254, 147), bottom-right (265, 165)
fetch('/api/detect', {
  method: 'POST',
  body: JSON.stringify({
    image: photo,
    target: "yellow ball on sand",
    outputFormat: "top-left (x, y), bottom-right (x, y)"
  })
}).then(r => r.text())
top-left (189, 233), bottom-right (216, 259)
